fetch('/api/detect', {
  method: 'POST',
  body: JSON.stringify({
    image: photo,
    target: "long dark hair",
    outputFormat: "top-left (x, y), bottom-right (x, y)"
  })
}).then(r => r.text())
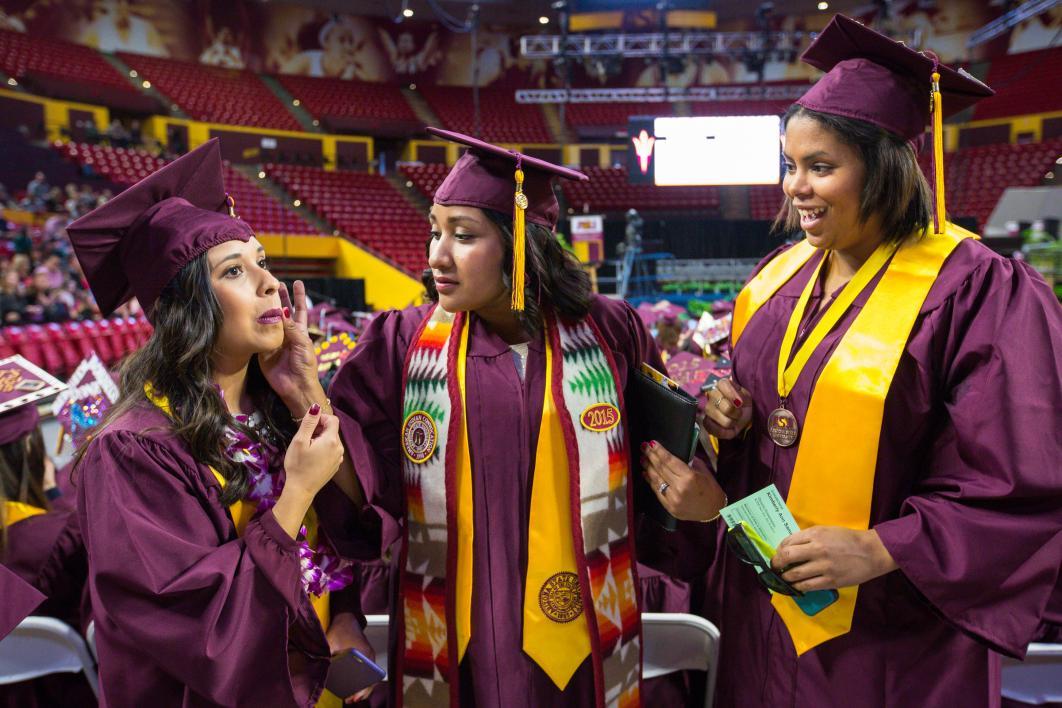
top-left (75, 254), bottom-right (292, 505)
top-left (422, 209), bottom-right (592, 334)
top-left (0, 427), bottom-right (48, 555)
top-left (774, 105), bottom-right (933, 244)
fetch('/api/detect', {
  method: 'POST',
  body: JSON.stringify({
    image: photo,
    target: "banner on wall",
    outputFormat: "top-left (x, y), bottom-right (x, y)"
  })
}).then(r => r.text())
top-left (570, 214), bottom-right (605, 264)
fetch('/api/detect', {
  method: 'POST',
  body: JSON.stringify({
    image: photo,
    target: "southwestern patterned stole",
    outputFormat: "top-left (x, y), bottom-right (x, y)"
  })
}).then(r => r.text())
top-left (396, 305), bottom-right (641, 708)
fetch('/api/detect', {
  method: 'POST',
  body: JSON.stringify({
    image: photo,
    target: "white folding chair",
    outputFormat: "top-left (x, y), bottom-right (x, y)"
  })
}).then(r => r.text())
top-left (85, 620), bottom-right (97, 662)
top-left (361, 612), bottom-right (720, 708)
top-left (0, 616), bottom-right (99, 697)
top-left (1002, 643), bottom-right (1062, 705)
top-left (642, 612), bottom-right (720, 708)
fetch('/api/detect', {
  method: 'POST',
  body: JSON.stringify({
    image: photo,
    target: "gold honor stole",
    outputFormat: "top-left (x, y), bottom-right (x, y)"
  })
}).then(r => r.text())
top-left (731, 224), bottom-right (972, 655)
top-left (396, 305), bottom-right (641, 708)
top-left (3, 501), bottom-right (47, 527)
top-left (142, 387), bottom-right (331, 631)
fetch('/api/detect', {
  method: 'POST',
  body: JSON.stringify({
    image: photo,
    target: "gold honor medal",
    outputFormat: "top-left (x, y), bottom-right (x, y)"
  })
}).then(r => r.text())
top-left (767, 406), bottom-right (799, 447)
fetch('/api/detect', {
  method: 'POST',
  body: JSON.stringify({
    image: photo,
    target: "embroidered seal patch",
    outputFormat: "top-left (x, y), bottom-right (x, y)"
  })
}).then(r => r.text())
top-left (402, 411), bottom-right (438, 464)
top-left (579, 402), bottom-right (620, 433)
top-left (539, 572), bottom-right (583, 623)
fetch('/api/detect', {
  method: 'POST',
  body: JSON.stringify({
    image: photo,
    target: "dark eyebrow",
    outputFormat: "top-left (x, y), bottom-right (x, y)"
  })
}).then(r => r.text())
top-left (783, 150), bottom-right (831, 162)
top-left (428, 212), bottom-right (481, 226)
top-left (210, 245), bottom-right (265, 271)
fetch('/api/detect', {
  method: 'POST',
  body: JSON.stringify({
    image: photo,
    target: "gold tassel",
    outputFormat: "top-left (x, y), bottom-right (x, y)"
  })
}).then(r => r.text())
top-left (511, 168), bottom-right (527, 311)
top-left (931, 71), bottom-right (945, 235)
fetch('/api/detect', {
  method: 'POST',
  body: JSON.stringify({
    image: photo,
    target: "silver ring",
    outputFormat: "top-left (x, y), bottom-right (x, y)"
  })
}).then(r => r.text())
top-left (715, 395), bottom-right (725, 409)
top-left (658, 481), bottom-right (670, 495)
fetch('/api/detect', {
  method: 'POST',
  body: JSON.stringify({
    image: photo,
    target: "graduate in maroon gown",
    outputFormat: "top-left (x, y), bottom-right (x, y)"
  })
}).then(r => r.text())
top-left (0, 356), bottom-right (94, 707)
top-left (641, 15), bottom-right (1062, 708)
top-left (65, 139), bottom-right (374, 707)
top-left (323, 128), bottom-right (723, 707)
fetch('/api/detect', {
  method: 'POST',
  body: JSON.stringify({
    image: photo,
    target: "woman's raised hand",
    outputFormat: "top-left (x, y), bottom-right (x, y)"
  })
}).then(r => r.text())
top-left (702, 377), bottom-right (753, 440)
top-left (259, 280), bottom-right (325, 415)
top-left (283, 404), bottom-right (345, 499)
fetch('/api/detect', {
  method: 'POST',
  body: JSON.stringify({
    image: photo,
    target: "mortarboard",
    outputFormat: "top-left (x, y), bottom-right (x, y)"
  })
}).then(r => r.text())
top-left (51, 352), bottom-right (119, 453)
top-left (0, 355), bottom-right (67, 445)
top-left (66, 138), bottom-right (253, 320)
top-left (795, 15), bottom-right (994, 233)
top-left (426, 127), bottom-right (589, 311)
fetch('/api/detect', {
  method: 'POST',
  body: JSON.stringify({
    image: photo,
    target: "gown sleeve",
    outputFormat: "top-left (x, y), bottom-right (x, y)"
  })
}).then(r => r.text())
top-left (0, 564), bottom-right (44, 639)
top-left (874, 257), bottom-right (1062, 658)
top-left (78, 428), bottom-right (327, 706)
top-left (325, 308), bottom-right (420, 560)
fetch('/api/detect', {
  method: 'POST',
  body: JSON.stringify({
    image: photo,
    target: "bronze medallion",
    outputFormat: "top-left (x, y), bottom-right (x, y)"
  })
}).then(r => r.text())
top-left (767, 407), bottom-right (799, 447)
top-left (401, 411), bottom-right (438, 464)
top-left (538, 572), bottom-right (583, 623)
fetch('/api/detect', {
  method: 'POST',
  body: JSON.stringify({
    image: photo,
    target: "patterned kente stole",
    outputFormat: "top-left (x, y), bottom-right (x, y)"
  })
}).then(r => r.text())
top-left (396, 305), bottom-right (642, 708)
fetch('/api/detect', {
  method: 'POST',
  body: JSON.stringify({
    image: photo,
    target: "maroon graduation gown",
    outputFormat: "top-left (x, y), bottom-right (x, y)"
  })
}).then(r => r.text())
top-left (0, 563), bottom-right (43, 638)
top-left (1, 508), bottom-right (93, 708)
top-left (705, 237), bottom-right (1062, 708)
top-left (76, 405), bottom-right (333, 707)
top-left (324, 294), bottom-right (712, 707)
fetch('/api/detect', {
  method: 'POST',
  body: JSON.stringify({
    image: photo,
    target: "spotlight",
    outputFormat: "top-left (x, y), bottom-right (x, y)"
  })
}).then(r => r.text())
top-left (409, 83), bottom-right (417, 90)
top-left (6, 77), bottom-right (16, 86)
top-left (258, 171), bottom-right (266, 179)
top-left (293, 199), bottom-right (302, 207)
top-left (293, 99), bottom-right (300, 106)
top-left (312, 119), bottom-right (320, 126)
top-left (539, 16), bottom-right (549, 24)
top-left (142, 80), bottom-right (151, 88)
top-left (817, 1), bottom-right (829, 9)
top-left (129, 70), bottom-right (138, 78)
top-left (403, 8), bottom-right (414, 17)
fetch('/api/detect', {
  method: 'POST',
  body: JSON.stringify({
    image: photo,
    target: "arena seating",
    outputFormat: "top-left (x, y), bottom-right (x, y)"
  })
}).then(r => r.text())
top-left (54, 142), bottom-right (320, 235)
top-left (562, 166), bottom-right (721, 213)
top-left (118, 53), bottom-right (300, 131)
top-left (974, 46), bottom-right (1062, 120)
top-left (399, 162), bottom-right (449, 201)
top-left (266, 165), bottom-right (427, 274)
top-left (276, 75), bottom-right (420, 135)
top-left (689, 81), bottom-right (810, 118)
top-left (565, 102), bottom-right (674, 139)
top-left (748, 185), bottom-right (783, 221)
top-left (0, 318), bottom-right (152, 376)
top-left (0, 30), bottom-right (156, 112)
top-left (418, 86), bottom-right (553, 144)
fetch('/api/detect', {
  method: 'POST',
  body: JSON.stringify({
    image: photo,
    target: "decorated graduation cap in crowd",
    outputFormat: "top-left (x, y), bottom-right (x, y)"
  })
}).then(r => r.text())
top-left (426, 126), bottom-right (589, 311)
top-left (0, 355), bottom-right (66, 446)
top-left (51, 352), bottom-right (119, 453)
top-left (66, 138), bottom-right (253, 321)
top-left (794, 14), bottom-right (994, 233)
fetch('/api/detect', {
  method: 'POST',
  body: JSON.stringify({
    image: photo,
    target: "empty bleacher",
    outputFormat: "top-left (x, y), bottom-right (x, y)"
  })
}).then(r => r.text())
top-left (748, 185), bottom-right (783, 221)
top-left (54, 141), bottom-right (320, 235)
top-left (0, 29), bottom-right (156, 112)
top-left (562, 166), bottom-right (721, 213)
top-left (974, 46), bottom-right (1062, 121)
top-left (118, 53), bottom-right (300, 131)
top-left (0, 318), bottom-right (152, 376)
top-left (266, 165), bottom-right (427, 274)
top-left (399, 162), bottom-right (449, 201)
top-left (276, 75), bottom-right (420, 135)
top-left (418, 85), bottom-right (553, 144)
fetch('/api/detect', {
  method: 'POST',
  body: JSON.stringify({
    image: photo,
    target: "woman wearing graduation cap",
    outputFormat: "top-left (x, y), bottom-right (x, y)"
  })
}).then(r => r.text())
top-left (641, 15), bottom-right (1062, 707)
top-left (65, 139), bottom-right (374, 707)
top-left (324, 127), bottom-right (727, 706)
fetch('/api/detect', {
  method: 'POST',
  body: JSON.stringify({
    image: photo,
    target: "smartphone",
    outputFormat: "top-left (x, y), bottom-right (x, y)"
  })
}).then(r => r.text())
top-left (325, 648), bottom-right (386, 699)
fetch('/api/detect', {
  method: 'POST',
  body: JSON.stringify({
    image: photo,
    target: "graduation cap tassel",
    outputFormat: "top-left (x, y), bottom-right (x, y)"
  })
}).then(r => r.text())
top-left (511, 167), bottom-right (527, 312)
top-left (930, 69), bottom-right (946, 235)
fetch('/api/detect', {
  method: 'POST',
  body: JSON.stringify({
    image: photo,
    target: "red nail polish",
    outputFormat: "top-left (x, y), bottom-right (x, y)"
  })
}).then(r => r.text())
top-left (308, 403), bottom-right (320, 415)
top-left (649, 440), bottom-right (658, 449)
top-left (734, 397), bottom-right (743, 407)
top-left (283, 306), bottom-right (291, 318)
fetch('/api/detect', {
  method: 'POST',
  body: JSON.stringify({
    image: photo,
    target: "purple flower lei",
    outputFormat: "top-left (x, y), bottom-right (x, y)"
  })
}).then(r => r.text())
top-left (224, 413), bottom-right (353, 597)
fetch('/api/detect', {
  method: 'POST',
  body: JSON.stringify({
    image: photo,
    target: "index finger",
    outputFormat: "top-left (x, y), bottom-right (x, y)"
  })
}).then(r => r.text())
top-left (291, 279), bottom-right (309, 329)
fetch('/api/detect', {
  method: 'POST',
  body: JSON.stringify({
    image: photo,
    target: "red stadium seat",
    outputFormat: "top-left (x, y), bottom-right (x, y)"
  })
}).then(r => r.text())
top-left (46, 323), bottom-right (80, 376)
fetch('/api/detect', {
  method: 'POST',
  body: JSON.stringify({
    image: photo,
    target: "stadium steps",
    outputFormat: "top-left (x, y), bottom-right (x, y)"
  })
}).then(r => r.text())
top-left (387, 172), bottom-right (433, 217)
top-left (542, 103), bottom-right (576, 144)
top-left (401, 87), bottom-right (441, 130)
top-left (230, 163), bottom-right (338, 236)
top-left (260, 74), bottom-right (322, 134)
top-left (99, 52), bottom-right (186, 119)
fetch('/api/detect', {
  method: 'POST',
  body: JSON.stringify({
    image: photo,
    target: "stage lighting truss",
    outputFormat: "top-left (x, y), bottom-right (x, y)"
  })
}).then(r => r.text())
top-left (519, 31), bottom-right (810, 59)
top-left (514, 83), bottom-right (811, 104)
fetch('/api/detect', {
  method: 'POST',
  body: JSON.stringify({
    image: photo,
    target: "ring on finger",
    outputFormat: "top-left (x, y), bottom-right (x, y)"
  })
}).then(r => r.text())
top-left (658, 481), bottom-right (670, 495)
top-left (714, 394), bottom-right (726, 409)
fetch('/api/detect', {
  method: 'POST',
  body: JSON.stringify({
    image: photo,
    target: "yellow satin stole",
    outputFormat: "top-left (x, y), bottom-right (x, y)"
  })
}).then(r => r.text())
top-left (731, 224), bottom-right (972, 655)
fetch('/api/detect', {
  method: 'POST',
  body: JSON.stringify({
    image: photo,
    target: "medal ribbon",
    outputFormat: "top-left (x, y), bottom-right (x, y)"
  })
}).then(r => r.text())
top-left (775, 241), bottom-right (895, 400)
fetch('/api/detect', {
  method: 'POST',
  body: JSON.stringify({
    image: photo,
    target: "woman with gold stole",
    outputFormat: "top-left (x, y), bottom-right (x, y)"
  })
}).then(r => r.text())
top-left (65, 139), bottom-right (375, 707)
top-left (0, 360), bottom-right (93, 707)
top-left (324, 127), bottom-right (726, 707)
top-left (643, 15), bottom-right (1062, 708)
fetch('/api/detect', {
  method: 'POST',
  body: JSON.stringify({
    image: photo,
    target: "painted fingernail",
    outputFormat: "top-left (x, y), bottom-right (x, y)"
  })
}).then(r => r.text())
top-left (649, 440), bottom-right (658, 449)
top-left (640, 442), bottom-right (648, 452)
top-left (308, 403), bottom-right (321, 415)
top-left (734, 397), bottom-right (743, 407)
top-left (283, 306), bottom-right (291, 318)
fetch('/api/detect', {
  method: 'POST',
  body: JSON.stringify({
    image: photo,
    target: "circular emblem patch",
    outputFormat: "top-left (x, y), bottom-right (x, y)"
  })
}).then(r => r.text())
top-left (538, 572), bottom-right (583, 623)
top-left (580, 402), bottom-right (621, 433)
top-left (402, 411), bottom-right (438, 464)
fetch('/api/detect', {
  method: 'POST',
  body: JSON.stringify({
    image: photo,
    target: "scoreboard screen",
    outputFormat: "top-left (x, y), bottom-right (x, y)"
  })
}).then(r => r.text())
top-left (628, 115), bottom-right (782, 186)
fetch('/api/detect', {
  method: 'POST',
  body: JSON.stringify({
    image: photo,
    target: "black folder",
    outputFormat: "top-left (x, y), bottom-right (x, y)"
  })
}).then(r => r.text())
top-left (627, 363), bottom-right (700, 532)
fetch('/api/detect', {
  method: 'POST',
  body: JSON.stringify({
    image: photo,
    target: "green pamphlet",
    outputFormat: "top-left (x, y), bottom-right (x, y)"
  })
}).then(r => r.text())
top-left (719, 484), bottom-right (800, 562)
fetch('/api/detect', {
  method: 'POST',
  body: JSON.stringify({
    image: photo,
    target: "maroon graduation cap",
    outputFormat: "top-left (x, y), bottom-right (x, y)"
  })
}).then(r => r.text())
top-left (66, 139), bottom-right (253, 321)
top-left (426, 127), bottom-right (588, 310)
top-left (0, 355), bottom-right (66, 445)
top-left (795, 15), bottom-right (994, 233)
